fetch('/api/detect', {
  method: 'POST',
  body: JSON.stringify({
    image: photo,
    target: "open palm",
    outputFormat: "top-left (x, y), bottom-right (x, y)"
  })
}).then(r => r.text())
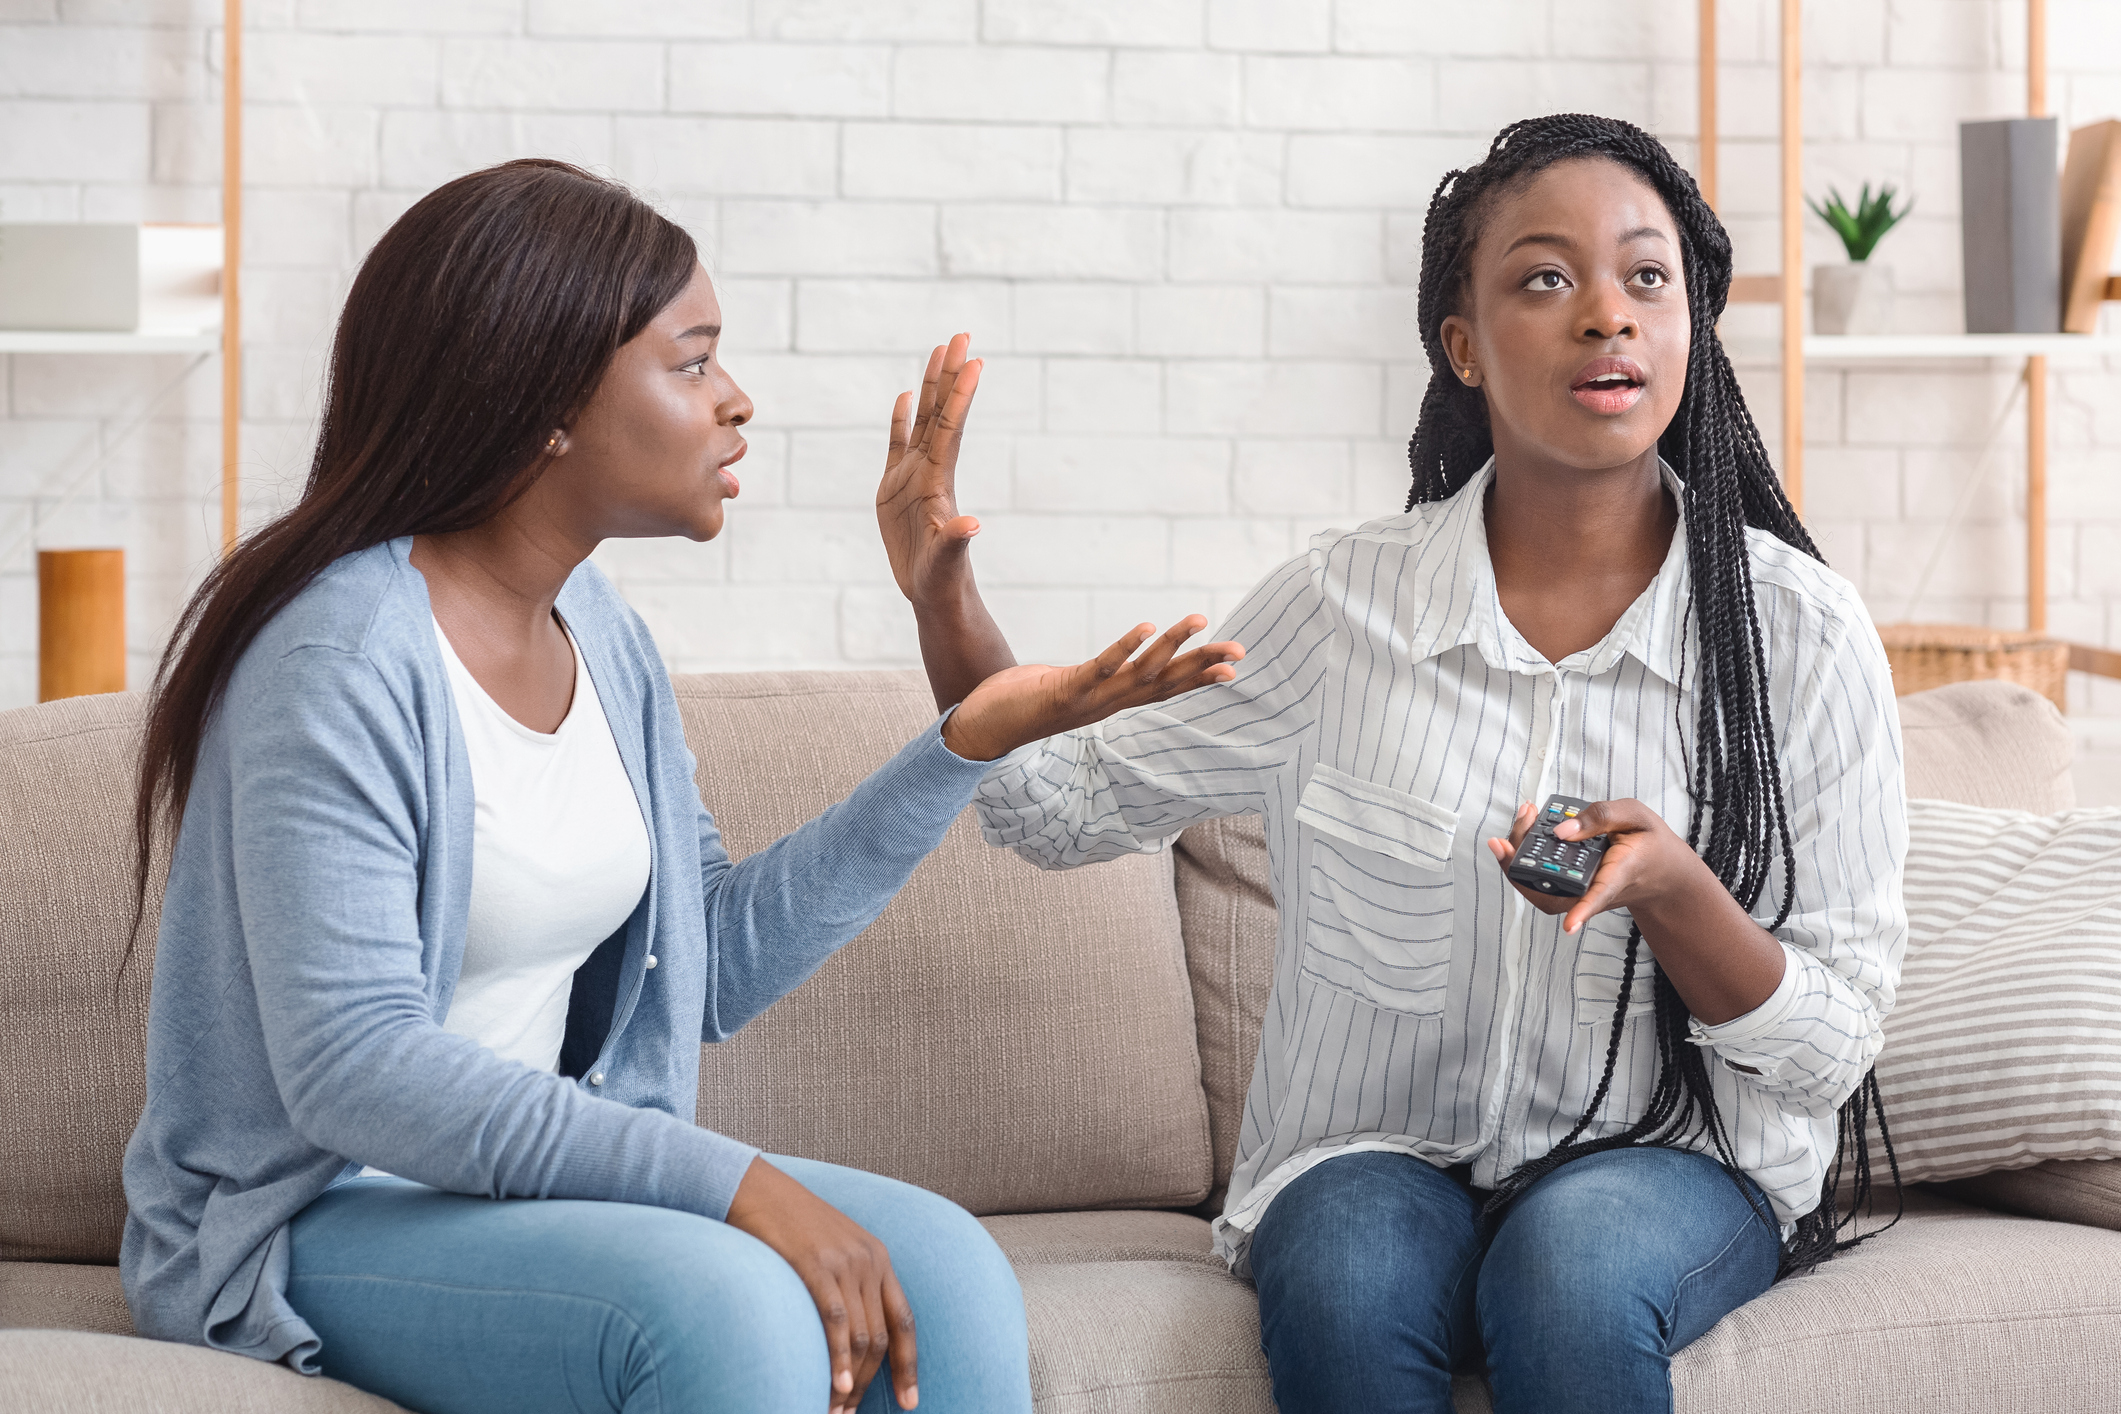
top-left (947, 615), bottom-right (1247, 763)
top-left (877, 333), bottom-right (982, 608)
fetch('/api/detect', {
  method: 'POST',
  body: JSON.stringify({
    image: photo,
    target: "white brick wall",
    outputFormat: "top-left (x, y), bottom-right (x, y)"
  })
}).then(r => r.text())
top-left (4, 0), bottom-right (2121, 795)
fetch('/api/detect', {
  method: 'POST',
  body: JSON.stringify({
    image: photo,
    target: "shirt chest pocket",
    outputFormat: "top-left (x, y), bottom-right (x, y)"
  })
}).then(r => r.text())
top-left (1293, 764), bottom-right (1459, 1018)
top-left (1574, 911), bottom-right (1659, 1023)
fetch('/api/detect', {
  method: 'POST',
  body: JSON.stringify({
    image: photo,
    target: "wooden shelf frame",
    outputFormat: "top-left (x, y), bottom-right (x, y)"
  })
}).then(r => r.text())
top-left (220, 0), bottom-right (241, 554)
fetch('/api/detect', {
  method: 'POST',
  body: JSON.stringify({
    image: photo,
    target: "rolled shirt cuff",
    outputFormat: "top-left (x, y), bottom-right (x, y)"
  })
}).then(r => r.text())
top-left (1686, 939), bottom-right (1802, 1065)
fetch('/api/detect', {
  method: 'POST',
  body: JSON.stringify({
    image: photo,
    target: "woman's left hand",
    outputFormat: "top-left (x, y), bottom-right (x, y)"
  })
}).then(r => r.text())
top-left (878, 334), bottom-right (983, 611)
top-left (1489, 798), bottom-right (1791, 1026)
top-left (942, 615), bottom-right (1244, 763)
top-left (1486, 797), bottom-right (1705, 936)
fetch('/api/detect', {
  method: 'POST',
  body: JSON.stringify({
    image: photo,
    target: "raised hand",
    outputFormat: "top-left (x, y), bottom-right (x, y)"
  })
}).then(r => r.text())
top-left (878, 334), bottom-right (983, 610)
top-left (724, 1157), bottom-right (919, 1413)
top-left (943, 615), bottom-right (1246, 764)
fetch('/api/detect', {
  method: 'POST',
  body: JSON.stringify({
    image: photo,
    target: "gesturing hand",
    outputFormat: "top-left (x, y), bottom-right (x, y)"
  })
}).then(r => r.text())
top-left (878, 334), bottom-right (982, 610)
top-left (1486, 797), bottom-right (1700, 936)
top-left (724, 1157), bottom-right (918, 1414)
top-left (943, 616), bottom-right (1245, 763)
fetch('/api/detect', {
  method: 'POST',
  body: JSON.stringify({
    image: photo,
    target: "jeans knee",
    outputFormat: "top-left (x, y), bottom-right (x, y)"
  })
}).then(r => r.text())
top-left (1255, 1155), bottom-right (1475, 1295)
top-left (1479, 1257), bottom-right (1660, 1355)
top-left (888, 1191), bottom-right (1026, 1352)
top-left (605, 1221), bottom-right (829, 1410)
top-left (1254, 1158), bottom-right (1481, 1369)
top-left (871, 1193), bottom-right (1031, 1413)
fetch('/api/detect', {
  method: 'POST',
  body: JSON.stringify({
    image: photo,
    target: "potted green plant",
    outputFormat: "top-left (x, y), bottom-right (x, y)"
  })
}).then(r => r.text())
top-left (1808, 182), bottom-right (1911, 335)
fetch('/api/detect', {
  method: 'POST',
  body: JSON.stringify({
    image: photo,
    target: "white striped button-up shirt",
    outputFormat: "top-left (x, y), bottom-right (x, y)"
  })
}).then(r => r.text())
top-left (976, 461), bottom-right (1907, 1269)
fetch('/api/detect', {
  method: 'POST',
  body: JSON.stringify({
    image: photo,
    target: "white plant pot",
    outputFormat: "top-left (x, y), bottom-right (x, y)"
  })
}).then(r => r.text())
top-left (1813, 261), bottom-right (1894, 336)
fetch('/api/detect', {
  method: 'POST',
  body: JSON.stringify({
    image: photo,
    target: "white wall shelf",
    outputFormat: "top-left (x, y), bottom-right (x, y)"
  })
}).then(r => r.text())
top-left (0, 328), bottom-right (219, 354)
top-left (1803, 334), bottom-right (2121, 361)
top-left (1726, 333), bottom-right (2121, 364)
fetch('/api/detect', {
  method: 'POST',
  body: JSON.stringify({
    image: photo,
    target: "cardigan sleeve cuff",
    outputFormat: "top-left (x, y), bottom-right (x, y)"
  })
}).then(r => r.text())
top-left (680, 1132), bottom-right (764, 1222)
top-left (931, 704), bottom-right (983, 767)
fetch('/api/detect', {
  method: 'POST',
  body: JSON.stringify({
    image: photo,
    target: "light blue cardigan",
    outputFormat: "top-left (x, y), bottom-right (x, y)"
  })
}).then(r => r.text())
top-left (120, 538), bottom-right (987, 1371)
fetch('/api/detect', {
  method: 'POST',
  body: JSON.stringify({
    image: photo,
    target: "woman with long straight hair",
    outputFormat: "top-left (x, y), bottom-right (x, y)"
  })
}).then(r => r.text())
top-left (884, 115), bottom-right (1907, 1412)
top-left (120, 158), bottom-right (1240, 1414)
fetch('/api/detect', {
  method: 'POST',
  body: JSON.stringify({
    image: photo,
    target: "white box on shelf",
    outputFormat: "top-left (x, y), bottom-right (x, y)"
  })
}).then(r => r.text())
top-left (0, 224), bottom-right (139, 331)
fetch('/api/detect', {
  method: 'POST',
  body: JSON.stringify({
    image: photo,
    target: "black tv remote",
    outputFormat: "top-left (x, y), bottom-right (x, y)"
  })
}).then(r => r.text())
top-left (1506, 795), bottom-right (1608, 899)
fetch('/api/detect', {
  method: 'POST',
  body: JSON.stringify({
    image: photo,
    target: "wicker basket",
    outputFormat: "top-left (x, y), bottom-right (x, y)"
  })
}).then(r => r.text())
top-left (1876, 622), bottom-right (2068, 712)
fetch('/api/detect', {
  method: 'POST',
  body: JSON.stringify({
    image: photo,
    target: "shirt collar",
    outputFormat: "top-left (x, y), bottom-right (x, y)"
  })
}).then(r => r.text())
top-left (1403, 457), bottom-right (1692, 690)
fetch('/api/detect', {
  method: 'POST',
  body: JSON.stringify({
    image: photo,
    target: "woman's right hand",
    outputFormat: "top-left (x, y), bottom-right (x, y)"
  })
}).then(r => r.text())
top-left (942, 616), bottom-right (1245, 763)
top-left (724, 1157), bottom-right (918, 1413)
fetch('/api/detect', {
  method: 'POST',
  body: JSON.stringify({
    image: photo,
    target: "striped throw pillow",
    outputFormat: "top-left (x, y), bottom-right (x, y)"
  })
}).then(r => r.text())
top-left (1877, 798), bottom-right (2121, 1182)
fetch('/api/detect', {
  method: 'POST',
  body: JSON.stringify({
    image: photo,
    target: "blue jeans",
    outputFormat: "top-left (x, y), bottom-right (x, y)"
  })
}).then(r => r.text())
top-left (285, 1155), bottom-right (1033, 1414)
top-left (1249, 1147), bottom-right (1780, 1414)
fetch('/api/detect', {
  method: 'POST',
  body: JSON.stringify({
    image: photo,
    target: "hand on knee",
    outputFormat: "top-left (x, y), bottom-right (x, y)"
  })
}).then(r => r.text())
top-left (726, 1158), bottom-right (921, 1413)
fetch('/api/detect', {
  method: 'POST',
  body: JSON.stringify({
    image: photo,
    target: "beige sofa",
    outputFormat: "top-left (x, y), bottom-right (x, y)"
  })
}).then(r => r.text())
top-left (3, 671), bottom-right (2118, 1412)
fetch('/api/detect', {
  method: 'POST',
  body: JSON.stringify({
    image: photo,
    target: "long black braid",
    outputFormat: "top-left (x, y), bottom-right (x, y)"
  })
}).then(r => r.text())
top-left (1406, 114), bottom-right (1900, 1277)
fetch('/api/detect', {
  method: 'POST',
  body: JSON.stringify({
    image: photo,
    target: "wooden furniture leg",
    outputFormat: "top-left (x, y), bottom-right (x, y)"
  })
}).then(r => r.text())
top-left (2028, 353), bottom-right (2047, 633)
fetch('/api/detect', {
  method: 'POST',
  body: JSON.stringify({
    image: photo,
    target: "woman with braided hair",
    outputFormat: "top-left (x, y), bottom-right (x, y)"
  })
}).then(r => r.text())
top-left (882, 113), bottom-right (1906, 1412)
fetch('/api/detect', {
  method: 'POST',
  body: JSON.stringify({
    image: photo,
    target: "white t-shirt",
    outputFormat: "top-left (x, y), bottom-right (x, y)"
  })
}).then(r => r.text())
top-left (432, 614), bottom-right (651, 1072)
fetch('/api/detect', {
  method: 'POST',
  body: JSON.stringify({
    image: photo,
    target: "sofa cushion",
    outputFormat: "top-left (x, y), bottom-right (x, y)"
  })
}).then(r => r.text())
top-left (1940, 1156), bottom-right (2121, 1232)
top-left (1880, 797), bottom-right (2121, 1181)
top-left (1899, 679), bottom-right (2075, 812)
top-left (982, 1209), bottom-right (1226, 1269)
top-left (677, 670), bottom-right (1214, 1215)
top-left (0, 692), bottom-right (161, 1263)
top-left (1172, 816), bottom-right (1277, 1206)
top-left (984, 1208), bottom-right (1270, 1414)
top-left (1669, 1192), bottom-right (2121, 1411)
top-left (0, 1259), bottom-right (134, 1335)
top-left (0, 1330), bottom-right (404, 1412)
top-left (1009, 1256), bottom-right (1276, 1414)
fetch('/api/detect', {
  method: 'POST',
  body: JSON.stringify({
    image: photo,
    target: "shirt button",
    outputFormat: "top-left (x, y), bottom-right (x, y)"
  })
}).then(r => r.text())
top-left (645, 954), bottom-right (658, 969)
top-left (589, 1072), bottom-right (605, 1086)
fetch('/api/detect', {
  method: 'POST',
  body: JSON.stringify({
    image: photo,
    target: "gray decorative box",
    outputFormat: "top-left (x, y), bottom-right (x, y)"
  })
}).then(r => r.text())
top-left (1959, 118), bottom-right (2060, 334)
